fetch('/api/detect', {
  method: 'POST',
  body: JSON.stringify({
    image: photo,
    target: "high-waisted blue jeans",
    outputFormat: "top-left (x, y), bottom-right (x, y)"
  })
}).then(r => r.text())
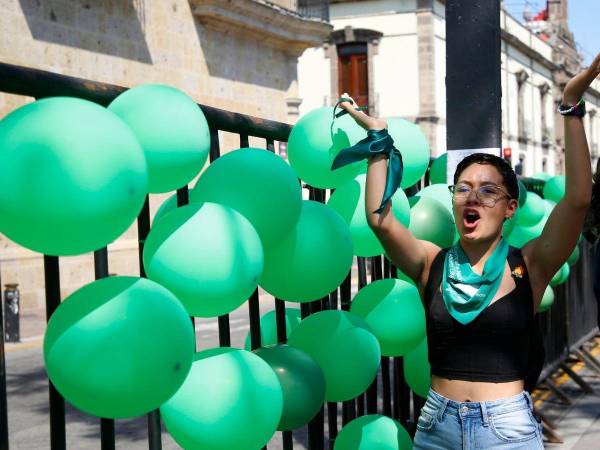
top-left (413, 389), bottom-right (544, 449)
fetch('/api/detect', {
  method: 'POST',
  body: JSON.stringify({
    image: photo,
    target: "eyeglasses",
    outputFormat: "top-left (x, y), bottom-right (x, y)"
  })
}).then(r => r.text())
top-left (448, 183), bottom-right (512, 207)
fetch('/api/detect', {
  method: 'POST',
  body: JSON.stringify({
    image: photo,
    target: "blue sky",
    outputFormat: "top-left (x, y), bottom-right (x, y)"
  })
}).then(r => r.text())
top-left (503, 0), bottom-right (598, 66)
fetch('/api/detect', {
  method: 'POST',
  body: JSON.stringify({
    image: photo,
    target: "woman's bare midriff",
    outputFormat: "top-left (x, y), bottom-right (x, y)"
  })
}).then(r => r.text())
top-left (431, 375), bottom-right (525, 402)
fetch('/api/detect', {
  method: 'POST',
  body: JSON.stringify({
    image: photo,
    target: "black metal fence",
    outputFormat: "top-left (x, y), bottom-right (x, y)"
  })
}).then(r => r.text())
top-left (298, 0), bottom-right (330, 22)
top-left (0, 63), bottom-right (598, 450)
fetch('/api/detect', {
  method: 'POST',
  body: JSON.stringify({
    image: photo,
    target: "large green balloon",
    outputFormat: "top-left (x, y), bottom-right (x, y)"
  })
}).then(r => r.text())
top-left (517, 180), bottom-right (528, 208)
top-left (44, 277), bottom-right (194, 418)
top-left (108, 84), bottom-right (210, 193)
top-left (429, 153), bottom-right (447, 184)
top-left (259, 201), bottom-right (353, 302)
top-left (144, 203), bottom-right (263, 317)
top-left (0, 97), bottom-right (148, 256)
top-left (153, 194), bottom-right (178, 224)
top-left (516, 192), bottom-right (546, 227)
top-left (288, 310), bottom-right (381, 401)
top-left (327, 174), bottom-right (411, 257)
top-left (334, 415), bottom-right (413, 450)
top-left (254, 345), bottom-right (326, 431)
top-left (415, 183), bottom-right (453, 216)
top-left (161, 347), bottom-right (283, 450)
top-left (567, 245), bottom-right (580, 266)
top-left (543, 175), bottom-right (566, 203)
top-left (386, 118), bottom-right (430, 188)
top-left (539, 285), bottom-right (555, 313)
top-left (550, 263), bottom-right (570, 287)
top-left (408, 196), bottom-right (456, 248)
top-left (191, 148), bottom-right (302, 249)
top-left (287, 107), bottom-right (367, 188)
top-left (403, 338), bottom-right (431, 398)
top-left (505, 224), bottom-right (541, 248)
top-left (350, 279), bottom-right (425, 356)
top-left (244, 308), bottom-right (302, 350)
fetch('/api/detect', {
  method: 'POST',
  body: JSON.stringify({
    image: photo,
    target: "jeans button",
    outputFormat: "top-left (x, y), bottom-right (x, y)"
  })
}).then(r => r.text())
top-left (461, 406), bottom-right (469, 415)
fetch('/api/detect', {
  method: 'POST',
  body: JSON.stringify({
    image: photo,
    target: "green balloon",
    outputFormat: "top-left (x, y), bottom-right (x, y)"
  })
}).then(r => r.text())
top-left (567, 245), bottom-right (580, 266)
top-left (404, 338), bottom-right (431, 398)
top-left (503, 215), bottom-right (517, 238)
top-left (516, 192), bottom-right (546, 227)
top-left (327, 174), bottom-right (411, 257)
top-left (244, 308), bottom-right (302, 350)
top-left (161, 347), bottom-right (283, 450)
top-left (532, 172), bottom-right (552, 181)
top-left (254, 345), bottom-right (326, 431)
top-left (287, 107), bottom-right (367, 188)
top-left (408, 196), bottom-right (456, 248)
top-left (543, 175), bottom-right (565, 203)
top-left (550, 263), bottom-right (570, 287)
top-left (429, 153), bottom-right (447, 184)
top-left (539, 285), bottom-right (555, 313)
top-left (288, 310), bottom-right (381, 401)
top-left (44, 277), bottom-right (194, 418)
top-left (259, 201), bottom-right (353, 302)
top-left (144, 203), bottom-right (263, 317)
top-left (386, 118), bottom-right (431, 188)
top-left (0, 97), bottom-right (147, 256)
top-left (153, 194), bottom-right (178, 225)
top-left (191, 148), bottom-right (302, 249)
top-left (415, 183), bottom-right (454, 217)
top-left (334, 415), bottom-right (413, 450)
top-left (350, 279), bottom-right (425, 356)
top-left (505, 224), bottom-right (540, 248)
top-left (108, 84), bottom-right (210, 193)
top-left (518, 180), bottom-right (528, 208)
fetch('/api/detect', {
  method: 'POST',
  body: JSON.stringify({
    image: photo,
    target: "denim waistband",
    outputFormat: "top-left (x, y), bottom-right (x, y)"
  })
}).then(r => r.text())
top-left (426, 388), bottom-right (533, 420)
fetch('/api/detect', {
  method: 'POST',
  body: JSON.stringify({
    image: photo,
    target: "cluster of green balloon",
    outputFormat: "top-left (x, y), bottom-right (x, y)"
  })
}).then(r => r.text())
top-left (515, 192), bottom-right (545, 227)
top-left (44, 277), bottom-right (194, 418)
top-left (244, 308), bottom-right (302, 350)
top-left (108, 84), bottom-right (210, 193)
top-left (350, 279), bottom-right (425, 356)
top-left (408, 196), bottom-right (456, 248)
top-left (385, 118), bottom-right (431, 188)
top-left (191, 148), bottom-right (302, 250)
top-left (505, 191), bottom-right (550, 248)
top-left (550, 263), bottom-right (570, 287)
top-left (403, 338), bottom-right (431, 398)
top-left (161, 347), bottom-right (283, 450)
top-left (0, 97), bottom-right (148, 256)
top-left (327, 174), bottom-right (411, 257)
top-left (429, 153), bottom-right (447, 184)
top-left (254, 345), bottom-right (326, 431)
top-left (143, 202), bottom-right (264, 317)
top-left (334, 415), bottom-right (413, 450)
top-left (543, 175), bottom-right (566, 203)
top-left (539, 285), bottom-right (555, 313)
top-left (288, 310), bottom-right (381, 401)
top-left (153, 193), bottom-right (178, 224)
top-left (287, 107), bottom-right (367, 188)
top-left (259, 201), bottom-right (353, 302)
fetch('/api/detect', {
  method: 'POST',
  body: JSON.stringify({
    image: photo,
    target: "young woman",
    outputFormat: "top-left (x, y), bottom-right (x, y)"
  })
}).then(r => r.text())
top-left (338, 52), bottom-right (599, 448)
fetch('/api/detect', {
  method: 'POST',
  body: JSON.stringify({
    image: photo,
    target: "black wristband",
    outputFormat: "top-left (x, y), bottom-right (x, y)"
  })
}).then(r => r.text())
top-left (558, 98), bottom-right (586, 117)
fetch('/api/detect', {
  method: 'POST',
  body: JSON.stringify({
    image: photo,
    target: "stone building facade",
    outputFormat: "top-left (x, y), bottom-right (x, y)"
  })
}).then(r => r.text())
top-left (0, 0), bottom-right (331, 319)
top-left (297, 0), bottom-right (600, 175)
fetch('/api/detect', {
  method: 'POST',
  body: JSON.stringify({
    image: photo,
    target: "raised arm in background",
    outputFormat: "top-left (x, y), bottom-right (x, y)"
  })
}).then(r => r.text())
top-left (523, 53), bottom-right (600, 308)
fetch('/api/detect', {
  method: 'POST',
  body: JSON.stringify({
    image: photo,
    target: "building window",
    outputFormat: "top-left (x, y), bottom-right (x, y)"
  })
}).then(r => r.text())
top-left (337, 43), bottom-right (369, 109)
top-left (516, 70), bottom-right (529, 141)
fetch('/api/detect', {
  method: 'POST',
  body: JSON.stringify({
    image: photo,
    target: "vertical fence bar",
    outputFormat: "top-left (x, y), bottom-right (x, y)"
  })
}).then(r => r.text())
top-left (275, 299), bottom-right (287, 343)
top-left (176, 186), bottom-right (195, 331)
top-left (382, 357), bottom-right (392, 417)
top-left (339, 268), bottom-right (355, 425)
top-left (248, 289), bottom-right (262, 350)
top-left (0, 266), bottom-right (9, 450)
top-left (365, 257), bottom-right (381, 414)
top-left (137, 198), bottom-right (162, 450)
top-left (327, 402), bottom-right (338, 449)
top-left (43, 255), bottom-right (66, 450)
top-left (94, 248), bottom-right (115, 450)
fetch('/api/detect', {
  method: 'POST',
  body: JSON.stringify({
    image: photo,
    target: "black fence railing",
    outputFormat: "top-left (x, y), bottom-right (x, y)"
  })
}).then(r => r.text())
top-left (0, 62), bottom-right (598, 450)
top-left (298, 0), bottom-right (330, 22)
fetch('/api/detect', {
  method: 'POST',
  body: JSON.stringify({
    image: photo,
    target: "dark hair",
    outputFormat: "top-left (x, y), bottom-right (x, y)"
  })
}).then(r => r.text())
top-left (453, 153), bottom-right (519, 200)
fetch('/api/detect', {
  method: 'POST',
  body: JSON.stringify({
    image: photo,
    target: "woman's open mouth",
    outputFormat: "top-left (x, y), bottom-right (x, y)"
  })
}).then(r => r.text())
top-left (463, 209), bottom-right (481, 229)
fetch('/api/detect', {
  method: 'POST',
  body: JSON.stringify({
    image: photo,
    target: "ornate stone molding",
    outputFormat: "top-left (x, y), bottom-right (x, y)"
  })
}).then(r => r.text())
top-left (191, 0), bottom-right (332, 55)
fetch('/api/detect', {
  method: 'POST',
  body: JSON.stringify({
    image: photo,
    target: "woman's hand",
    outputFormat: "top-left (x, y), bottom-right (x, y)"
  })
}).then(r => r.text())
top-left (339, 92), bottom-right (358, 110)
top-left (563, 52), bottom-right (600, 105)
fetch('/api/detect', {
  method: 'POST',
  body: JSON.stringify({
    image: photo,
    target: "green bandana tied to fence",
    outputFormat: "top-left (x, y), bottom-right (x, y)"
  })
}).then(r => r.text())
top-left (442, 238), bottom-right (509, 325)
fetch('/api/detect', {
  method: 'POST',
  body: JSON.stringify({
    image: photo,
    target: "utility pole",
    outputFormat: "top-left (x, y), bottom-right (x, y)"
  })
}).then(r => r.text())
top-left (446, 0), bottom-right (502, 181)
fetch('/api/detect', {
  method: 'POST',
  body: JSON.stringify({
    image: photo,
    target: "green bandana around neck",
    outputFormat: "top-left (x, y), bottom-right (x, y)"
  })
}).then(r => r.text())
top-left (442, 238), bottom-right (509, 325)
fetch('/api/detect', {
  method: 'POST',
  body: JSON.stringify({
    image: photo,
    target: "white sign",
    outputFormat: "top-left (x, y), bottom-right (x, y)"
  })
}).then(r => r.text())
top-left (446, 148), bottom-right (501, 185)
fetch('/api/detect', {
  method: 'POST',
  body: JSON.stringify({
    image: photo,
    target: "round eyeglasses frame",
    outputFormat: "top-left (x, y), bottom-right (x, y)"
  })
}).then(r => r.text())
top-left (447, 184), bottom-right (513, 207)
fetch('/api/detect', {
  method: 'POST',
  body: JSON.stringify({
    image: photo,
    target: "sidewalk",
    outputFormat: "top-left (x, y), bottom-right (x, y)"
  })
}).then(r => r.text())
top-left (533, 335), bottom-right (600, 449)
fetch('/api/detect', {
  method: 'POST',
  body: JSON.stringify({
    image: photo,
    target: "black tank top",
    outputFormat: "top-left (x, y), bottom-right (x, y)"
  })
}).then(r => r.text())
top-left (424, 246), bottom-right (544, 387)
